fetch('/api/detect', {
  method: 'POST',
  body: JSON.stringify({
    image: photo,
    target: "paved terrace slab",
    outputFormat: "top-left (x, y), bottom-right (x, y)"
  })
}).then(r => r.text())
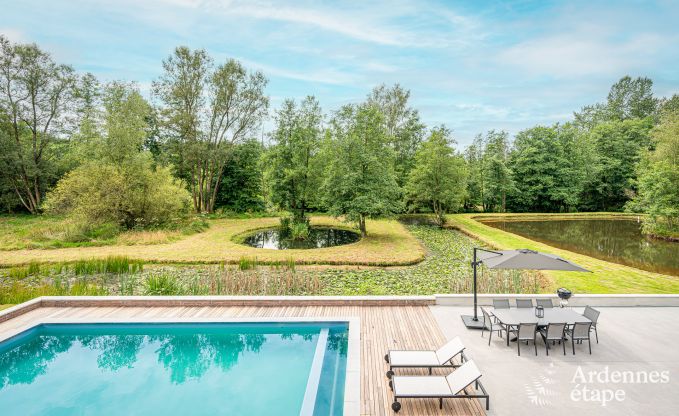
top-left (431, 306), bottom-right (679, 416)
top-left (0, 301), bottom-right (486, 416)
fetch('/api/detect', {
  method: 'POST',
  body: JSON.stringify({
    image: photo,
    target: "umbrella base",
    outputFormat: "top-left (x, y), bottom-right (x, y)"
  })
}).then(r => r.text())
top-left (461, 315), bottom-right (486, 330)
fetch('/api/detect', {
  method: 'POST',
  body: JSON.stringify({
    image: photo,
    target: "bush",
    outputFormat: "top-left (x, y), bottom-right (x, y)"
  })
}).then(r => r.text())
top-left (44, 154), bottom-right (191, 230)
top-left (290, 222), bottom-right (310, 240)
top-left (143, 274), bottom-right (181, 295)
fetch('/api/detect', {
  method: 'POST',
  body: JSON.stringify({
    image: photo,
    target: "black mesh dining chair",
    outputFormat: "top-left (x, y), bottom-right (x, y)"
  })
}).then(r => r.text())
top-left (536, 299), bottom-right (554, 308)
top-left (516, 299), bottom-right (533, 308)
top-left (493, 299), bottom-right (510, 309)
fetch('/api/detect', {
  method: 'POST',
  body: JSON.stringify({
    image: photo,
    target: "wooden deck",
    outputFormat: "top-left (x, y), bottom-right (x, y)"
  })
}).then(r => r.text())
top-left (0, 305), bottom-right (486, 416)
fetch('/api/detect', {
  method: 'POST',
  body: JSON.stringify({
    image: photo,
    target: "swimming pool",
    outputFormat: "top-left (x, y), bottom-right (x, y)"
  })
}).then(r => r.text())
top-left (0, 321), bottom-right (350, 415)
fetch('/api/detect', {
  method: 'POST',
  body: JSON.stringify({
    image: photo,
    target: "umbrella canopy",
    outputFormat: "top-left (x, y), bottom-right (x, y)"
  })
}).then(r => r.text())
top-left (477, 249), bottom-right (590, 272)
top-left (461, 248), bottom-right (589, 329)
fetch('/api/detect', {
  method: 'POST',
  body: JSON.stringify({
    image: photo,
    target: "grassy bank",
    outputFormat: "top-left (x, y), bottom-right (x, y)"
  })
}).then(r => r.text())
top-left (0, 224), bottom-right (541, 302)
top-left (0, 216), bottom-right (424, 267)
top-left (0, 214), bottom-right (208, 250)
top-left (446, 213), bottom-right (679, 294)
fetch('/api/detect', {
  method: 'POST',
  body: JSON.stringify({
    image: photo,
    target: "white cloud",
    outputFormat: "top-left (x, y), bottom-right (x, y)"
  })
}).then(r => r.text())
top-left (497, 26), bottom-right (668, 78)
top-left (236, 57), bottom-right (358, 86)
top-left (0, 28), bottom-right (25, 42)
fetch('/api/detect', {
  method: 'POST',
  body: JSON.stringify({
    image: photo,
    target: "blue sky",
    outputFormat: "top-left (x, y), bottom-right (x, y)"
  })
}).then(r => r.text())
top-left (1, 0), bottom-right (678, 147)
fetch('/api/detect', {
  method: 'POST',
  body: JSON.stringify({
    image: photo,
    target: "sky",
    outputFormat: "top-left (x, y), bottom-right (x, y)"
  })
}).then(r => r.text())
top-left (1, 0), bottom-right (678, 147)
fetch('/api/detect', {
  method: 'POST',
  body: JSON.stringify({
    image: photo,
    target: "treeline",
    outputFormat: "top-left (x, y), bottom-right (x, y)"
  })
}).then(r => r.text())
top-left (1, 36), bottom-right (678, 238)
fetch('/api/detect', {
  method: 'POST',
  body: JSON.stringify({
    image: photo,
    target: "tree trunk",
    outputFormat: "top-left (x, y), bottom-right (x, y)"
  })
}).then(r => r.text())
top-left (359, 215), bottom-right (367, 237)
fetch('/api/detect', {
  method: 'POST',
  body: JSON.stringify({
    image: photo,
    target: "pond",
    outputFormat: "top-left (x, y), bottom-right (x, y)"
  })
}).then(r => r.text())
top-left (242, 227), bottom-right (360, 250)
top-left (480, 218), bottom-right (679, 276)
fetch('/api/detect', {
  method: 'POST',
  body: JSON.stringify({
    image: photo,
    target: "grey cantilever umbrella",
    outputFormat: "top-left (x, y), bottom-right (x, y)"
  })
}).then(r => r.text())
top-left (461, 248), bottom-right (590, 329)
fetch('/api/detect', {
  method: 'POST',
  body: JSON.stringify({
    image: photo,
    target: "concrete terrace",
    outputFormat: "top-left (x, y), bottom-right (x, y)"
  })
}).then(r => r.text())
top-left (432, 305), bottom-right (679, 415)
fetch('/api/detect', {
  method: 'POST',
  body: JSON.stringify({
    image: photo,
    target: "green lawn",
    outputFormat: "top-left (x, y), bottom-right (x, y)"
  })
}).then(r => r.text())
top-left (0, 304), bottom-right (13, 311)
top-left (446, 213), bottom-right (679, 294)
top-left (0, 223), bottom-right (539, 303)
top-left (0, 216), bottom-right (424, 266)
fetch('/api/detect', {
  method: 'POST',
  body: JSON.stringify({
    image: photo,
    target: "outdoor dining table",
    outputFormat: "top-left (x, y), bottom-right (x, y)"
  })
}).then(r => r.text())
top-left (491, 307), bottom-right (591, 346)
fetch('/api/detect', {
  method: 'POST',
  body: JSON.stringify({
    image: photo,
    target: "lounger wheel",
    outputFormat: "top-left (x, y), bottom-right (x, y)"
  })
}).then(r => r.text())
top-left (392, 401), bottom-right (401, 412)
top-left (386, 370), bottom-right (394, 379)
top-left (384, 354), bottom-right (390, 363)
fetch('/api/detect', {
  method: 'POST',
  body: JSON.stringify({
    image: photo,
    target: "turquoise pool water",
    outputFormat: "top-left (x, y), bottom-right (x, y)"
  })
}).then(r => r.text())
top-left (0, 322), bottom-right (348, 415)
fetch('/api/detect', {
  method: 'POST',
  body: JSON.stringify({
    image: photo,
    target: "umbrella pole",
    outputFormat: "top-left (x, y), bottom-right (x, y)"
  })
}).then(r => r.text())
top-left (473, 247), bottom-right (478, 321)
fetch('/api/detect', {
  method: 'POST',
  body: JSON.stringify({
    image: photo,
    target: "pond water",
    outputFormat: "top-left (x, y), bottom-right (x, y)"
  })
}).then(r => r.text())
top-left (243, 227), bottom-right (360, 250)
top-left (481, 218), bottom-right (679, 276)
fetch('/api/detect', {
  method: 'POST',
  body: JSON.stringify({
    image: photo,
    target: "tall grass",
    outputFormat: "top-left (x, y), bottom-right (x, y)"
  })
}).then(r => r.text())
top-left (73, 256), bottom-right (144, 275)
top-left (187, 267), bottom-right (321, 296)
top-left (143, 273), bottom-right (181, 295)
top-left (238, 256), bottom-right (257, 270)
top-left (0, 279), bottom-right (109, 304)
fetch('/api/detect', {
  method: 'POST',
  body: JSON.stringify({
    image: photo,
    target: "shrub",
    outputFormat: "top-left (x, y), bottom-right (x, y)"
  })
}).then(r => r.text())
top-left (143, 274), bottom-right (181, 295)
top-left (290, 222), bottom-right (310, 240)
top-left (43, 155), bottom-right (191, 230)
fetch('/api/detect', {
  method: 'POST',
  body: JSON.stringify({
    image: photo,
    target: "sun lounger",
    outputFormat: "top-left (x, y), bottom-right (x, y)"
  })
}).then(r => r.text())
top-left (384, 336), bottom-right (465, 378)
top-left (389, 360), bottom-right (489, 412)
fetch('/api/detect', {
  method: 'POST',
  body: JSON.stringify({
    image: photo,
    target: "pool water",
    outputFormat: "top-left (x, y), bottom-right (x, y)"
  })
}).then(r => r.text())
top-left (0, 322), bottom-right (348, 415)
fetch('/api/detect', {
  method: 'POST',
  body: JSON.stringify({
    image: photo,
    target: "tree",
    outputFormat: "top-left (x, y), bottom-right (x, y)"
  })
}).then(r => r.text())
top-left (44, 83), bottom-right (190, 229)
top-left (366, 84), bottom-right (425, 186)
top-left (575, 76), bottom-right (659, 128)
top-left (322, 104), bottom-right (402, 237)
top-left (405, 126), bottom-right (467, 226)
top-left (0, 35), bottom-right (76, 213)
top-left (265, 96), bottom-right (323, 221)
top-left (482, 130), bottom-right (513, 212)
top-left (627, 110), bottom-right (679, 238)
top-left (463, 135), bottom-right (485, 211)
top-left (579, 118), bottom-right (653, 211)
top-left (216, 139), bottom-right (265, 212)
top-left (154, 47), bottom-right (268, 213)
top-left (509, 124), bottom-right (586, 212)
top-left (463, 130), bottom-right (513, 212)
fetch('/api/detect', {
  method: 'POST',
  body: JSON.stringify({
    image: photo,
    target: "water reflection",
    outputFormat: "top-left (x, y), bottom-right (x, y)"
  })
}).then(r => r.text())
top-left (482, 219), bottom-right (679, 276)
top-left (0, 326), bottom-right (348, 389)
top-left (243, 227), bottom-right (360, 249)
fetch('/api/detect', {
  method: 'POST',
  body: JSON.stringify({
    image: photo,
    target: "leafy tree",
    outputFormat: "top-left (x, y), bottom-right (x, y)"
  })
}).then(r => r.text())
top-left (575, 76), bottom-right (659, 128)
top-left (154, 47), bottom-right (268, 213)
top-left (482, 130), bottom-right (513, 212)
top-left (579, 118), bottom-right (653, 211)
top-left (265, 96), bottom-right (323, 221)
top-left (322, 104), bottom-right (402, 237)
top-left (463, 135), bottom-right (485, 211)
top-left (0, 35), bottom-right (76, 213)
top-left (660, 94), bottom-right (679, 115)
top-left (509, 124), bottom-right (586, 212)
top-left (463, 130), bottom-right (513, 212)
top-left (216, 139), bottom-right (265, 212)
top-left (367, 84), bottom-right (425, 186)
top-left (405, 126), bottom-right (467, 226)
top-left (627, 110), bottom-right (679, 238)
top-left (44, 83), bottom-right (190, 229)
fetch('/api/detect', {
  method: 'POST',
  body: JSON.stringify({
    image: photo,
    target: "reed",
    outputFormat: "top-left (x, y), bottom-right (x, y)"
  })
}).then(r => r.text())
top-left (143, 273), bottom-right (181, 295)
